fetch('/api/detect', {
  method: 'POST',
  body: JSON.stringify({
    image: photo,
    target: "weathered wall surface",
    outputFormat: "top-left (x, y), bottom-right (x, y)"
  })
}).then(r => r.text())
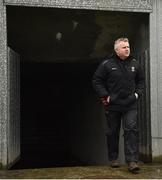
top-left (0, 0), bottom-right (8, 168)
top-left (150, 0), bottom-right (162, 162)
top-left (4, 0), bottom-right (153, 12)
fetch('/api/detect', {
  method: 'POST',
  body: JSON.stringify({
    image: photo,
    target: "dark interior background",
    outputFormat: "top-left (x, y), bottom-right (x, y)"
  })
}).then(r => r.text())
top-left (7, 6), bottom-right (149, 169)
top-left (7, 6), bottom-right (147, 61)
top-left (18, 62), bottom-right (98, 168)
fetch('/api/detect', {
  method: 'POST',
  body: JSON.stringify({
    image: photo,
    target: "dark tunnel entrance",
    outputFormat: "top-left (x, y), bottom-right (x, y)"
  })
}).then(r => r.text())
top-left (15, 62), bottom-right (99, 169)
top-left (7, 6), bottom-right (150, 169)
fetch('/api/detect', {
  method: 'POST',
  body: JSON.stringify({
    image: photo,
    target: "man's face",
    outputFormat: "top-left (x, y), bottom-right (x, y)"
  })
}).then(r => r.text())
top-left (115, 41), bottom-right (130, 60)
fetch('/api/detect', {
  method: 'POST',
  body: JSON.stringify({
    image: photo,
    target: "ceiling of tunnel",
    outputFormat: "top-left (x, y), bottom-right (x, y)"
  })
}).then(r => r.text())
top-left (7, 6), bottom-right (148, 62)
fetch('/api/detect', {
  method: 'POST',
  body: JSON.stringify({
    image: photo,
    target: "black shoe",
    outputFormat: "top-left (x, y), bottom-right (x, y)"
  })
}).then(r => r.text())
top-left (110, 160), bottom-right (120, 168)
top-left (128, 162), bottom-right (140, 174)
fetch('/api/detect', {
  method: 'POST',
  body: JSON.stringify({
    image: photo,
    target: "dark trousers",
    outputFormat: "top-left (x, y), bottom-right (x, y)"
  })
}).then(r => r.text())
top-left (105, 109), bottom-right (139, 163)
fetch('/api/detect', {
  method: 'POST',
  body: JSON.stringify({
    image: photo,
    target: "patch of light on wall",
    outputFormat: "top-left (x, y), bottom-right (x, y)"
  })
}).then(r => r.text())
top-left (72, 20), bottom-right (78, 30)
top-left (56, 32), bottom-right (62, 41)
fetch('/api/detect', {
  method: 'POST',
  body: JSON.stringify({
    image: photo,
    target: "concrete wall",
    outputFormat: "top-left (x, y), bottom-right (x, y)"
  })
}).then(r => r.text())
top-left (4, 0), bottom-right (153, 12)
top-left (150, 0), bottom-right (162, 162)
top-left (0, 0), bottom-right (8, 168)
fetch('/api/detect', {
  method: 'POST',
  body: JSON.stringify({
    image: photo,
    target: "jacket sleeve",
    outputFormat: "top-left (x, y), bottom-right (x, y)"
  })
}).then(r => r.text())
top-left (135, 63), bottom-right (145, 97)
top-left (92, 62), bottom-right (109, 98)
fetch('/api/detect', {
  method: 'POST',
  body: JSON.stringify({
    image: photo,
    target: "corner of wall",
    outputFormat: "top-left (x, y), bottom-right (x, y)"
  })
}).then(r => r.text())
top-left (150, 0), bottom-right (162, 162)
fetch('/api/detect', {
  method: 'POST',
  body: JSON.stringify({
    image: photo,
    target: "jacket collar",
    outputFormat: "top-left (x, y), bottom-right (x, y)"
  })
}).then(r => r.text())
top-left (111, 52), bottom-right (135, 64)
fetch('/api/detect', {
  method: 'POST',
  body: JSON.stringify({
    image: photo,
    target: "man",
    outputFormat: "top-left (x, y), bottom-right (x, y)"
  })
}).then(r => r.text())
top-left (92, 38), bottom-right (144, 174)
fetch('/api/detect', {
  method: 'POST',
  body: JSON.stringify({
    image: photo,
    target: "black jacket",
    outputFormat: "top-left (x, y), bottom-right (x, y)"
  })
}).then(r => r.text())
top-left (92, 54), bottom-right (144, 111)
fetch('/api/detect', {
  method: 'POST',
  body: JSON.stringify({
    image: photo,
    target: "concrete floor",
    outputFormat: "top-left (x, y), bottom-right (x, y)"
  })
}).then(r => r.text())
top-left (0, 164), bottom-right (162, 179)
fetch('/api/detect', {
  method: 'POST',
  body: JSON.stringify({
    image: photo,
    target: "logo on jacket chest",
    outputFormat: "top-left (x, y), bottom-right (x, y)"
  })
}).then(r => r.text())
top-left (131, 66), bottom-right (135, 72)
top-left (112, 67), bottom-right (117, 70)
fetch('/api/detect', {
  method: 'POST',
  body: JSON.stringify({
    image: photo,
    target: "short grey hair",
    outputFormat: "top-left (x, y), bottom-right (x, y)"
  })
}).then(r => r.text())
top-left (114, 38), bottom-right (129, 50)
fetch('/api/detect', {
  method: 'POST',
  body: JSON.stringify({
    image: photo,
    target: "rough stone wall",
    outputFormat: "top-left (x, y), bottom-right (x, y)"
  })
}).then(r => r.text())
top-left (4, 0), bottom-right (153, 12)
top-left (0, 0), bottom-right (8, 168)
top-left (150, 0), bottom-right (162, 162)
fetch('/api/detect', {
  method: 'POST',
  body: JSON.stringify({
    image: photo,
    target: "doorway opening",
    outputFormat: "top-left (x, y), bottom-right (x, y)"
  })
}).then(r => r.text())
top-left (18, 62), bottom-right (99, 169)
top-left (7, 5), bottom-right (150, 169)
